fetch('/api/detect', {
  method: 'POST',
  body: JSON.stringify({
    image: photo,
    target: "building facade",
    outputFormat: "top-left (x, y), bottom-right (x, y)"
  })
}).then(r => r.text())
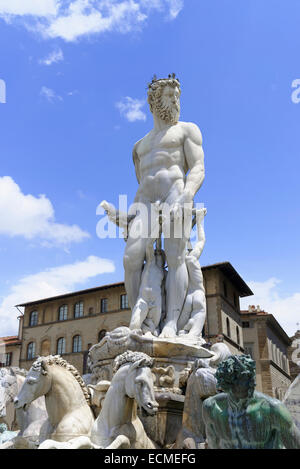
top-left (16, 262), bottom-right (251, 375)
top-left (203, 262), bottom-right (252, 354)
top-left (241, 306), bottom-right (291, 399)
top-left (12, 263), bottom-right (294, 399)
top-left (0, 336), bottom-right (21, 368)
top-left (17, 282), bottom-right (131, 374)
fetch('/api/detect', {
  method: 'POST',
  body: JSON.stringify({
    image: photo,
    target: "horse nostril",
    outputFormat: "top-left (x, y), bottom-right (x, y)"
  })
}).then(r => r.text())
top-left (147, 403), bottom-right (153, 409)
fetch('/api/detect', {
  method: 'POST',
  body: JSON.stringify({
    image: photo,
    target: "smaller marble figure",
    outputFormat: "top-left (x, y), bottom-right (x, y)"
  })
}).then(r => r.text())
top-left (178, 340), bottom-right (231, 448)
top-left (178, 207), bottom-right (207, 341)
top-left (203, 355), bottom-right (300, 449)
top-left (283, 372), bottom-right (300, 431)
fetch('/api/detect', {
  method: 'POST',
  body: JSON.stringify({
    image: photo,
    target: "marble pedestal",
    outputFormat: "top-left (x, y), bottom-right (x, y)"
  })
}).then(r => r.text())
top-left (88, 327), bottom-right (213, 447)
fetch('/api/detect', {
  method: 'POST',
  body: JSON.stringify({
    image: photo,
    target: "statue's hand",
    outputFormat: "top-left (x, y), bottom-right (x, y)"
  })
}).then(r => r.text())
top-left (176, 190), bottom-right (194, 207)
top-left (170, 202), bottom-right (183, 222)
top-left (170, 191), bottom-right (193, 222)
top-left (100, 200), bottom-right (116, 220)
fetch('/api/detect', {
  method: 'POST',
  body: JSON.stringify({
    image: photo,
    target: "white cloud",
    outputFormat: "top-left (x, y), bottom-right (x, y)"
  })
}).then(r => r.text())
top-left (0, 0), bottom-right (58, 16)
top-left (39, 47), bottom-right (64, 65)
top-left (0, 176), bottom-right (90, 245)
top-left (116, 96), bottom-right (146, 122)
top-left (0, 0), bottom-right (184, 42)
top-left (67, 89), bottom-right (79, 96)
top-left (40, 85), bottom-right (63, 102)
top-left (240, 278), bottom-right (300, 336)
top-left (0, 255), bottom-right (115, 336)
top-left (166, 0), bottom-right (184, 19)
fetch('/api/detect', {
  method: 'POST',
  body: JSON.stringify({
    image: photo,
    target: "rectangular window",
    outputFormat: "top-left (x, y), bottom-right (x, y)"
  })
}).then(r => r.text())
top-left (27, 342), bottom-right (36, 360)
top-left (120, 294), bottom-right (129, 309)
top-left (101, 298), bottom-right (108, 313)
top-left (74, 301), bottom-right (84, 318)
top-left (59, 305), bottom-right (68, 321)
top-left (242, 321), bottom-right (250, 328)
top-left (5, 352), bottom-right (12, 366)
top-left (29, 311), bottom-right (38, 326)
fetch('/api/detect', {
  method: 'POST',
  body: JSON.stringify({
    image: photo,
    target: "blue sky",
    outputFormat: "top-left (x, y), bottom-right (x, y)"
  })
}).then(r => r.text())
top-left (0, 0), bottom-right (299, 336)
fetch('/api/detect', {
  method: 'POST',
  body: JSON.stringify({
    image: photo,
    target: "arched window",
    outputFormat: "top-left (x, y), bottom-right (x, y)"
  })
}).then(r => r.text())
top-left (58, 305), bottom-right (68, 321)
top-left (226, 317), bottom-right (231, 338)
top-left (29, 311), bottom-right (38, 326)
top-left (27, 342), bottom-right (36, 360)
top-left (236, 326), bottom-right (240, 345)
top-left (74, 301), bottom-right (84, 318)
top-left (57, 337), bottom-right (66, 355)
top-left (72, 335), bottom-right (82, 353)
top-left (98, 330), bottom-right (106, 342)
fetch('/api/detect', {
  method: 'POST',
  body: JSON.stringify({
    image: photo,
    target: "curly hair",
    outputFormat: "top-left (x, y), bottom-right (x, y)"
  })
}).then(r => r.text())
top-left (147, 77), bottom-right (181, 114)
top-left (112, 350), bottom-right (154, 375)
top-left (215, 355), bottom-right (256, 397)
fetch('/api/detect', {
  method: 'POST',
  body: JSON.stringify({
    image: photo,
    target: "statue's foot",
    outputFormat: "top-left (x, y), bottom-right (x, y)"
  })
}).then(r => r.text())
top-left (178, 329), bottom-right (188, 336)
top-left (185, 329), bottom-right (206, 344)
top-left (159, 325), bottom-right (177, 338)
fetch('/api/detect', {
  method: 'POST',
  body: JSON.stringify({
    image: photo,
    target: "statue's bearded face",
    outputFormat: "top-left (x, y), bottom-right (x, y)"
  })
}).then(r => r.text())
top-left (149, 82), bottom-right (181, 124)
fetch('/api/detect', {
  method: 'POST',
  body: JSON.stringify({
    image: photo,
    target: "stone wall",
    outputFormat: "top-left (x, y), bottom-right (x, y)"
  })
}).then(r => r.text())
top-left (270, 364), bottom-right (291, 400)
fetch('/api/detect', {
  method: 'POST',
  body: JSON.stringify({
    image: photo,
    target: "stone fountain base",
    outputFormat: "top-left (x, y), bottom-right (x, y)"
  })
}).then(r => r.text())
top-left (87, 327), bottom-right (213, 447)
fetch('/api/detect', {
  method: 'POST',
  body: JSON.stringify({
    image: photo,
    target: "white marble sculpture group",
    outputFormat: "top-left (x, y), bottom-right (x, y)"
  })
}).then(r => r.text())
top-left (1, 75), bottom-right (299, 450)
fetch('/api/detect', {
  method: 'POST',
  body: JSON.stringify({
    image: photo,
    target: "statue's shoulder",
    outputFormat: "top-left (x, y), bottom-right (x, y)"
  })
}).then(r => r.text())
top-left (252, 391), bottom-right (288, 414)
top-left (253, 391), bottom-right (280, 405)
top-left (179, 121), bottom-right (203, 142)
top-left (203, 393), bottom-right (227, 412)
top-left (133, 131), bottom-right (152, 154)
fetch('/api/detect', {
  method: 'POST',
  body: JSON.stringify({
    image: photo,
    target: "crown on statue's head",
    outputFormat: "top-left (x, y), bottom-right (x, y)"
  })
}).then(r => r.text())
top-left (148, 73), bottom-right (180, 89)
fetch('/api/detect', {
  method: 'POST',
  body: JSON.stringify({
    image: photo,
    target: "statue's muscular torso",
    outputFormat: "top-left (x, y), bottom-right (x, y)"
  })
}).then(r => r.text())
top-left (134, 122), bottom-right (193, 204)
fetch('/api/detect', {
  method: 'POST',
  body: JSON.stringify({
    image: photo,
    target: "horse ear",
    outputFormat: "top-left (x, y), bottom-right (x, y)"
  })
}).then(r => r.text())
top-left (129, 359), bottom-right (144, 372)
top-left (40, 359), bottom-right (48, 375)
top-left (134, 358), bottom-right (148, 370)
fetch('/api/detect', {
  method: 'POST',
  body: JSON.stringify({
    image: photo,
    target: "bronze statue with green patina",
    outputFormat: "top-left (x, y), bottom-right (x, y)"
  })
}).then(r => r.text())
top-left (203, 355), bottom-right (300, 449)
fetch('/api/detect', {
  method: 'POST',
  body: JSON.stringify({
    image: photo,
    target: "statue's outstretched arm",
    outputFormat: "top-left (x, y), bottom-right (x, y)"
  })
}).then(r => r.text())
top-left (100, 201), bottom-right (135, 229)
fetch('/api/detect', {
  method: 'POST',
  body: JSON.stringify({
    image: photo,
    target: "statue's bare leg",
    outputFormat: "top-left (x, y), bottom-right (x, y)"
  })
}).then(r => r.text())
top-left (184, 290), bottom-right (206, 339)
top-left (160, 236), bottom-right (188, 338)
top-left (123, 214), bottom-right (149, 309)
top-left (130, 298), bottom-right (148, 330)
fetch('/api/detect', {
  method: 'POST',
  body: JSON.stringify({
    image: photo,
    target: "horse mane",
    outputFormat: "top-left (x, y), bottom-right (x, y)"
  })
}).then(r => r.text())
top-left (32, 355), bottom-right (90, 404)
top-left (113, 351), bottom-right (154, 374)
